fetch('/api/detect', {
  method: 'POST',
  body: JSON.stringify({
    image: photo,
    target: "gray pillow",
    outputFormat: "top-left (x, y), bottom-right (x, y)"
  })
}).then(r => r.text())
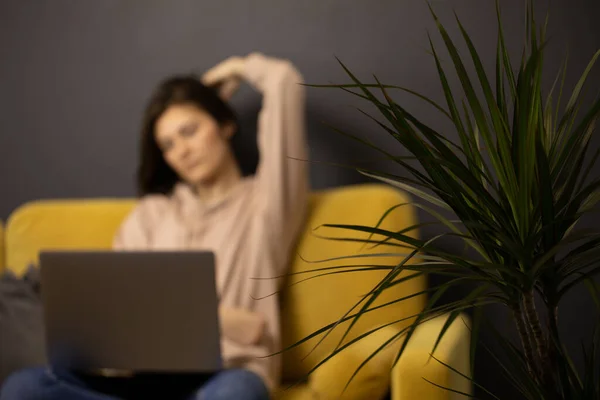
top-left (0, 266), bottom-right (46, 386)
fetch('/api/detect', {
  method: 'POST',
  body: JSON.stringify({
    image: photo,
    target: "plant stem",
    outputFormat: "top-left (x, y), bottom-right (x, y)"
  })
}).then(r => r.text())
top-left (546, 301), bottom-right (564, 397)
top-left (522, 290), bottom-right (549, 384)
top-left (513, 305), bottom-right (538, 378)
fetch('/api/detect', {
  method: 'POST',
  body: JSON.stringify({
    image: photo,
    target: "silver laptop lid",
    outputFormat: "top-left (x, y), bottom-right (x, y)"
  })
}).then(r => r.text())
top-left (40, 250), bottom-right (221, 374)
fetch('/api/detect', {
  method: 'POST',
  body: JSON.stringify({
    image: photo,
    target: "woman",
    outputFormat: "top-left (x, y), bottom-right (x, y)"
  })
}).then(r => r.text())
top-left (0, 52), bottom-right (309, 400)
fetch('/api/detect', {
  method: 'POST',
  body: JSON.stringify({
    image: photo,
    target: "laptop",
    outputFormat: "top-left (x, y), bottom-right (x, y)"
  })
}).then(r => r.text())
top-left (39, 250), bottom-right (222, 376)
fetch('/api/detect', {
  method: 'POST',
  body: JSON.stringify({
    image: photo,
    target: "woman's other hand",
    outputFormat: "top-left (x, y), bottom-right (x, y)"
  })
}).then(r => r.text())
top-left (219, 305), bottom-right (265, 346)
top-left (202, 56), bottom-right (245, 101)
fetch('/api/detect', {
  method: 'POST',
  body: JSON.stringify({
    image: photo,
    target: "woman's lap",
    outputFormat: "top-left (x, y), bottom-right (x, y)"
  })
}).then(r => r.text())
top-left (0, 367), bottom-right (270, 400)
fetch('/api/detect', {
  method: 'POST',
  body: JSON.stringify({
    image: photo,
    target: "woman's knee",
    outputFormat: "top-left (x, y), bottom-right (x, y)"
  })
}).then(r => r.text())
top-left (0, 367), bottom-right (48, 400)
top-left (195, 369), bottom-right (270, 400)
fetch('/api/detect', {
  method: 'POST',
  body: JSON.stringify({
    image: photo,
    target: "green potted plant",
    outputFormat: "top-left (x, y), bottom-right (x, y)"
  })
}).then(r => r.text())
top-left (293, 1), bottom-right (600, 398)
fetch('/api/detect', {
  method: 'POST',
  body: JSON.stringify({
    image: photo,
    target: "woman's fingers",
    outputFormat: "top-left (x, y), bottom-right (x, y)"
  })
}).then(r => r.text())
top-left (217, 78), bottom-right (241, 101)
top-left (202, 56), bottom-right (245, 100)
top-left (202, 56), bottom-right (244, 87)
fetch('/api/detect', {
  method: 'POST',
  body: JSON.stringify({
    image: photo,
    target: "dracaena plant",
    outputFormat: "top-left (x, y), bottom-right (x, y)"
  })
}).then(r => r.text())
top-left (295, 1), bottom-right (600, 399)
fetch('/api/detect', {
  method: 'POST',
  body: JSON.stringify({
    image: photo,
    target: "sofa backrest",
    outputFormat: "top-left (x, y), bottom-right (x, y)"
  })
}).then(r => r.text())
top-left (4, 199), bottom-right (136, 275)
top-left (1, 184), bottom-right (426, 380)
top-left (279, 184), bottom-right (425, 379)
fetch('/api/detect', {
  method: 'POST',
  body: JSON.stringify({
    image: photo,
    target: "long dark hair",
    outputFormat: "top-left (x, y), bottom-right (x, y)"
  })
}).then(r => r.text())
top-left (137, 75), bottom-right (239, 196)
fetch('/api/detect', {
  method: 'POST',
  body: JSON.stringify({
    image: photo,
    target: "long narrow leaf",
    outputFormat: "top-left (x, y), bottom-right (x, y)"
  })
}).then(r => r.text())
top-left (304, 82), bottom-right (452, 119)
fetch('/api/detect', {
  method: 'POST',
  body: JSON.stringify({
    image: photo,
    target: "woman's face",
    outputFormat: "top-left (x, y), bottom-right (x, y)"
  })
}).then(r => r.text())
top-left (154, 103), bottom-right (235, 186)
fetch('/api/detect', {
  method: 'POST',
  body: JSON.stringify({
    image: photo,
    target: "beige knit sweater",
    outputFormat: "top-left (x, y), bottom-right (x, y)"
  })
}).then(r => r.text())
top-left (112, 53), bottom-right (309, 392)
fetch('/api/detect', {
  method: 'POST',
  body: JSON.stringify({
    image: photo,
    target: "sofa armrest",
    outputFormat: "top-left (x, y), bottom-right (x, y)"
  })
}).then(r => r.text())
top-left (0, 221), bottom-right (5, 273)
top-left (309, 326), bottom-right (400, 400)
top-left (391, 313), bottom-right (472, 400)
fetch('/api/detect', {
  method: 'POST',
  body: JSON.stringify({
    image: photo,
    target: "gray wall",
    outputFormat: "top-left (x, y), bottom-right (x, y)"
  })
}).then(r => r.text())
top-left (1, 0), bottom-right (599, 398)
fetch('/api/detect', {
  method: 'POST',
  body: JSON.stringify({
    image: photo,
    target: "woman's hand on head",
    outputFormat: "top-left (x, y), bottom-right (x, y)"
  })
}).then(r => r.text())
top-left (202, 56), bottom-right (246, 101)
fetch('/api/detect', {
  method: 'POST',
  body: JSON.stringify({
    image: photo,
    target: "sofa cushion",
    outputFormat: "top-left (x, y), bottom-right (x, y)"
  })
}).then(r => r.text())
top-left (0, 266), bottom-right (46, 386)
top-left (308, 326), bottom-right (398, 400)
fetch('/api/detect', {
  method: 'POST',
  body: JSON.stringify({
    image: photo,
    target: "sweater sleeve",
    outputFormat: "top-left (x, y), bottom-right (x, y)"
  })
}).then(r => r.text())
top-left (242, 53), bottom-right (309, 262)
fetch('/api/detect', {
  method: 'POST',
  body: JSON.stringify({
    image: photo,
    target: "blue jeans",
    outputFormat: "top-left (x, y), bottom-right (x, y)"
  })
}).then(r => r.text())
top-left (0, 367), bottom-right (270, 400)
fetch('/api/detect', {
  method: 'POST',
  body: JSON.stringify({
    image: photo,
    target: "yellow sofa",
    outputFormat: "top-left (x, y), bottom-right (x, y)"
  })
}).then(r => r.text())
top-left (0, 184), bottom-right (471, 399)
